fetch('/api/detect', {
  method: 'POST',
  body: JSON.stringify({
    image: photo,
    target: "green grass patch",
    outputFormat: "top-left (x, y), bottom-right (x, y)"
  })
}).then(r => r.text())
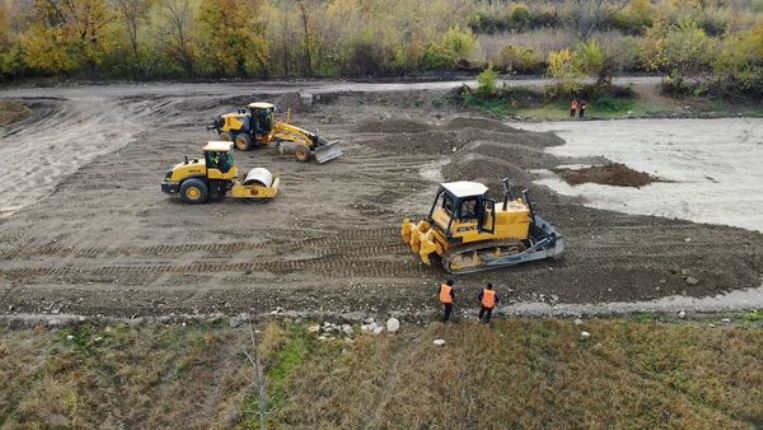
top-left (241, 324), bottom-right (317, 428)
top-left (742, 310), bottom-right (762, 323)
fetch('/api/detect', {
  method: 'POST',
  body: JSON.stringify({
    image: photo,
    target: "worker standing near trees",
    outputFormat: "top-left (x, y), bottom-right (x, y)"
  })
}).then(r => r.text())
top-left (438, 279), bottom-right (455, 323)
top-left (478, 283), bottom-right (499, 324)
top-left (570, 98), bottom-right (579, 118)
top-left (580, 100), bottom-right (588, 118)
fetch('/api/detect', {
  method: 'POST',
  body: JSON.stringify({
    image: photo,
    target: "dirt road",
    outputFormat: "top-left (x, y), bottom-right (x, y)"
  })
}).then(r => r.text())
top-left (0, 82), bottom-right (760, 319)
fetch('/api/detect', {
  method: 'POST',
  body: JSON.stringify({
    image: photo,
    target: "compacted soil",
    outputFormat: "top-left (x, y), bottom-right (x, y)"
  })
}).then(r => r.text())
top-left (0, 84), bottom-right (760, 319)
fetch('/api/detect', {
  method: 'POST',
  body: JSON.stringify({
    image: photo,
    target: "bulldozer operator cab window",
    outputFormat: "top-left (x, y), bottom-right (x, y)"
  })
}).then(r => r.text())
top-left (440, 193), bottom-right (455, 216)
top-left (458, 197), bottom-right (479, 221)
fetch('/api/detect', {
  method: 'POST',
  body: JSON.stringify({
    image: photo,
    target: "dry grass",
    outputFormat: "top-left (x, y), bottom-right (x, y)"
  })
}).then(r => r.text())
top-left (0, 101), bottom-right (31, 126)
top-left (274, 319), bottom-right (763, 429)
top-left (0, 318), bottom-right (760, 429)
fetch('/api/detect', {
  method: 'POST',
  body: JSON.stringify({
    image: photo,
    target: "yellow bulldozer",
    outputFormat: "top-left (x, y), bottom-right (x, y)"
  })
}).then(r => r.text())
top-left (208, 102), bottom-right (342, 164)
top-left (401, 178), bottom-right (564, 274)
top-left (161, 141), bottom-right (279, 204)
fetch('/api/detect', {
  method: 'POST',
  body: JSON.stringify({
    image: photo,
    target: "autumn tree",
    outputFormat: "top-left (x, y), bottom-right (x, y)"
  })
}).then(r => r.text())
top-left (115, 0), bottom-right (151, 57)
top-left (197, 0), bottom-right (269, 76)
top-left (547, 48), bottom-right (584, 93)
top-left (641, 18), bottom-right (716, 89)
top-left (156, 0), bottom-right (197, 75)
top-left (22, 0), bottom-right (115, 77)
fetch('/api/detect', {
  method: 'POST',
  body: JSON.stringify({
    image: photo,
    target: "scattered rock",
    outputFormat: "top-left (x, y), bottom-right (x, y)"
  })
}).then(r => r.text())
top-left (342, 324), bottom-right (354, 335)
top-left (433, 339), bottom-right (446, 346)
top-left (574, 318), bottom-right (584, 326)
top-left (386, 318), bottom-right (400, 333)
top-left (580, 331), bottom-right (591, 340)
top-left (685, 277), bottom-right (699, 286)
top-left (93, 336), bottom-right (103, 343)
top-left (708, 323), bottom-right (716, 328)
top-left (318, 335), bottom-right (328, 341)
top-left (229, 313), bottom-right (250, 328)
top-left (372, 326), bottom-right (384, 335)
top-left (678, 310), bottom-right (686, 319)
top-left (721, 318), bottom-right (731, 323)
top-left (65, 335), bottom-right (74, 341)
top-left (308, 324), bottom-right (321, 333)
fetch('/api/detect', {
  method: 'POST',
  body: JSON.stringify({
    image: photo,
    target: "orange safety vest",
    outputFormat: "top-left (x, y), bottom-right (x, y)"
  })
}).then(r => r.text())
top-left (481, 289), bottom-right (496, 309)
top-left (439, 284), bottom-right (453, 304)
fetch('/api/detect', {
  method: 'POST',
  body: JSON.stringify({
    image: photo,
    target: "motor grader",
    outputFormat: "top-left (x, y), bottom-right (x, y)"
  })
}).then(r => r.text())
top-left (401, 178), bottom-right (564, 274)
top-left (161, 141), bottom-right (279, 204)
top-left (209, 102), bottom-right (342, 164)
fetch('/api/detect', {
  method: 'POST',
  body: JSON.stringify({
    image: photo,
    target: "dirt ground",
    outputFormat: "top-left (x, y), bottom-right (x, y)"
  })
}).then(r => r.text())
top-left (554, 163), bottom-right (661, 188)
top-left (0, 85), bottom-right (761, 319)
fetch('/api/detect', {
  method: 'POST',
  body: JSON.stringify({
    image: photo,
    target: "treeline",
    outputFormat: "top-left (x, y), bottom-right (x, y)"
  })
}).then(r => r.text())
top-left (0, 0), bottom-right (478, 80)
top-left (0, 0), bottom-right (761, 98)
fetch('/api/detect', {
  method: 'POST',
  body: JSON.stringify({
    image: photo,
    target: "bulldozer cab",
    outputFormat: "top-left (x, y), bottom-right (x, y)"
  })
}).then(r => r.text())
top-left (202, 141), bottom-right (238, 180)
top-left (248, 102), bottom-right (275, 135)
top-left (430, 182), bottom-right (496, 237)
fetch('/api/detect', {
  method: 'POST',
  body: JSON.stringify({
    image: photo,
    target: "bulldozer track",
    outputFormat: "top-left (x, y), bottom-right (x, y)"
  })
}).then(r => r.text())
top-left (3, 241), bottom-right (753, 281)
top-left (0, 252), bottom-right (425, 279)
top-left (0, 227), bottom-right (403, 261)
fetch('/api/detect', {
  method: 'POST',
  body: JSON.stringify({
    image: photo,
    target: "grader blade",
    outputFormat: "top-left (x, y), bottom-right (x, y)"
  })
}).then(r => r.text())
top-left (314, 140), bottom-right (342, 164)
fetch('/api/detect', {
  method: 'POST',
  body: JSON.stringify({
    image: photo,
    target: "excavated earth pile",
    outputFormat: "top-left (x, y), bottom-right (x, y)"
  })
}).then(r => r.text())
top-left (0, 91), bottom-right (760, 319)
top-left (554, 163), bottom-right (662, 188)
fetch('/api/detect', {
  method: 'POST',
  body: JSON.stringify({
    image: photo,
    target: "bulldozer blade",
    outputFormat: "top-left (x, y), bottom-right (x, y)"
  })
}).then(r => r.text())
top-left (314, 140), bottom-right (342, 164)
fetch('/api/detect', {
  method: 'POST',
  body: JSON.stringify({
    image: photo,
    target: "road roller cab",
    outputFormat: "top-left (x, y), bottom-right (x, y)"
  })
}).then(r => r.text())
top-left (161, 141), bottom-right (280, 204)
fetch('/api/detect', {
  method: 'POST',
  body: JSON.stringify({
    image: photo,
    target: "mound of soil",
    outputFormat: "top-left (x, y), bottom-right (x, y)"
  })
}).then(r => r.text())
top-left (355, 119), bottom-right (433, 133)
top-left (0, 101), bottom-right (31, 126)
top-left (554, 163), bottom-right (661, 188)
top-left (444, 117), bottom-right (518, 132)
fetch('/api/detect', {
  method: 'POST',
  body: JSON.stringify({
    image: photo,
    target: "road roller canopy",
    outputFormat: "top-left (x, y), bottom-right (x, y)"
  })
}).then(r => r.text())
top-left (440, 181), bottom-right (488, 198)
top-left (248, 102), bottom-right (275, 110)
top-left (202, 141), bottom-right (234, 152)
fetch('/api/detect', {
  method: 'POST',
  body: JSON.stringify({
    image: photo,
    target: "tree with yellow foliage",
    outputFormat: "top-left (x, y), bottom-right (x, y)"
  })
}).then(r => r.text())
top-left (22, 0), bottom-right (116, 77)
top-left (197, 0), bottom-right (269, 77)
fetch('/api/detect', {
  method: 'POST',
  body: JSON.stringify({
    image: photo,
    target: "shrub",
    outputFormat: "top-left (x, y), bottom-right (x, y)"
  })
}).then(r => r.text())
top-left (547, 48), bottom-right (584, 94)
top-left (641, 18), bottom-right (717, 90)
top-left (476, 67), bottom-right (498, 96)
top-left (493, 45), bottom-right (541, 74)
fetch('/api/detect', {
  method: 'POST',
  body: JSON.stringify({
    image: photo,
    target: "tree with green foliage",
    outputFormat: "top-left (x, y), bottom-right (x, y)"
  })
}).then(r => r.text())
top-left (476, 67), bottom-right (498, 96)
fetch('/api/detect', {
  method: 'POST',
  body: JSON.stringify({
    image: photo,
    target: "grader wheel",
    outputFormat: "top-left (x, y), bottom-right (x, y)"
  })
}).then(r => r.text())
top-left (219, 132), bottom-right (233, 141)
top-left (295, 144), bottom-right (311, 162)
top-left (234, 134), bottom-right (253, 151)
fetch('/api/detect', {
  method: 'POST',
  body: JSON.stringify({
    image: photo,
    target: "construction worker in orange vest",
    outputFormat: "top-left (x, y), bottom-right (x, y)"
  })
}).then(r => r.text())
top-left (478, 282), bottom-right (500, 324)
top-left (438, 279), bottom-right (455, 323)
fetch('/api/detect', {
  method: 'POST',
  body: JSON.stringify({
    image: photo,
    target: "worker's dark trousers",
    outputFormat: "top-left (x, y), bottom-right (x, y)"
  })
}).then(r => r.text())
top-left (570, 109), bottom-right (576, 117)
top-left (579, 109), bottom-right (585, 118)
top-left (479, 306), bottom-right (494, 323)
top-left (443, 303), bottom-right (453, 322)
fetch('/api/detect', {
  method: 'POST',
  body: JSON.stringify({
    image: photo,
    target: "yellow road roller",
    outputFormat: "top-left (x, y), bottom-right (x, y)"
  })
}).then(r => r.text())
top-left (161, 141), bottom-right (279, 204)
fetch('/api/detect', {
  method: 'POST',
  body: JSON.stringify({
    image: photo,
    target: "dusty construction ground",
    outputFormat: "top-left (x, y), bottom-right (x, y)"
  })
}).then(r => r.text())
top-left (0, 84), bottom-right (761, 318)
